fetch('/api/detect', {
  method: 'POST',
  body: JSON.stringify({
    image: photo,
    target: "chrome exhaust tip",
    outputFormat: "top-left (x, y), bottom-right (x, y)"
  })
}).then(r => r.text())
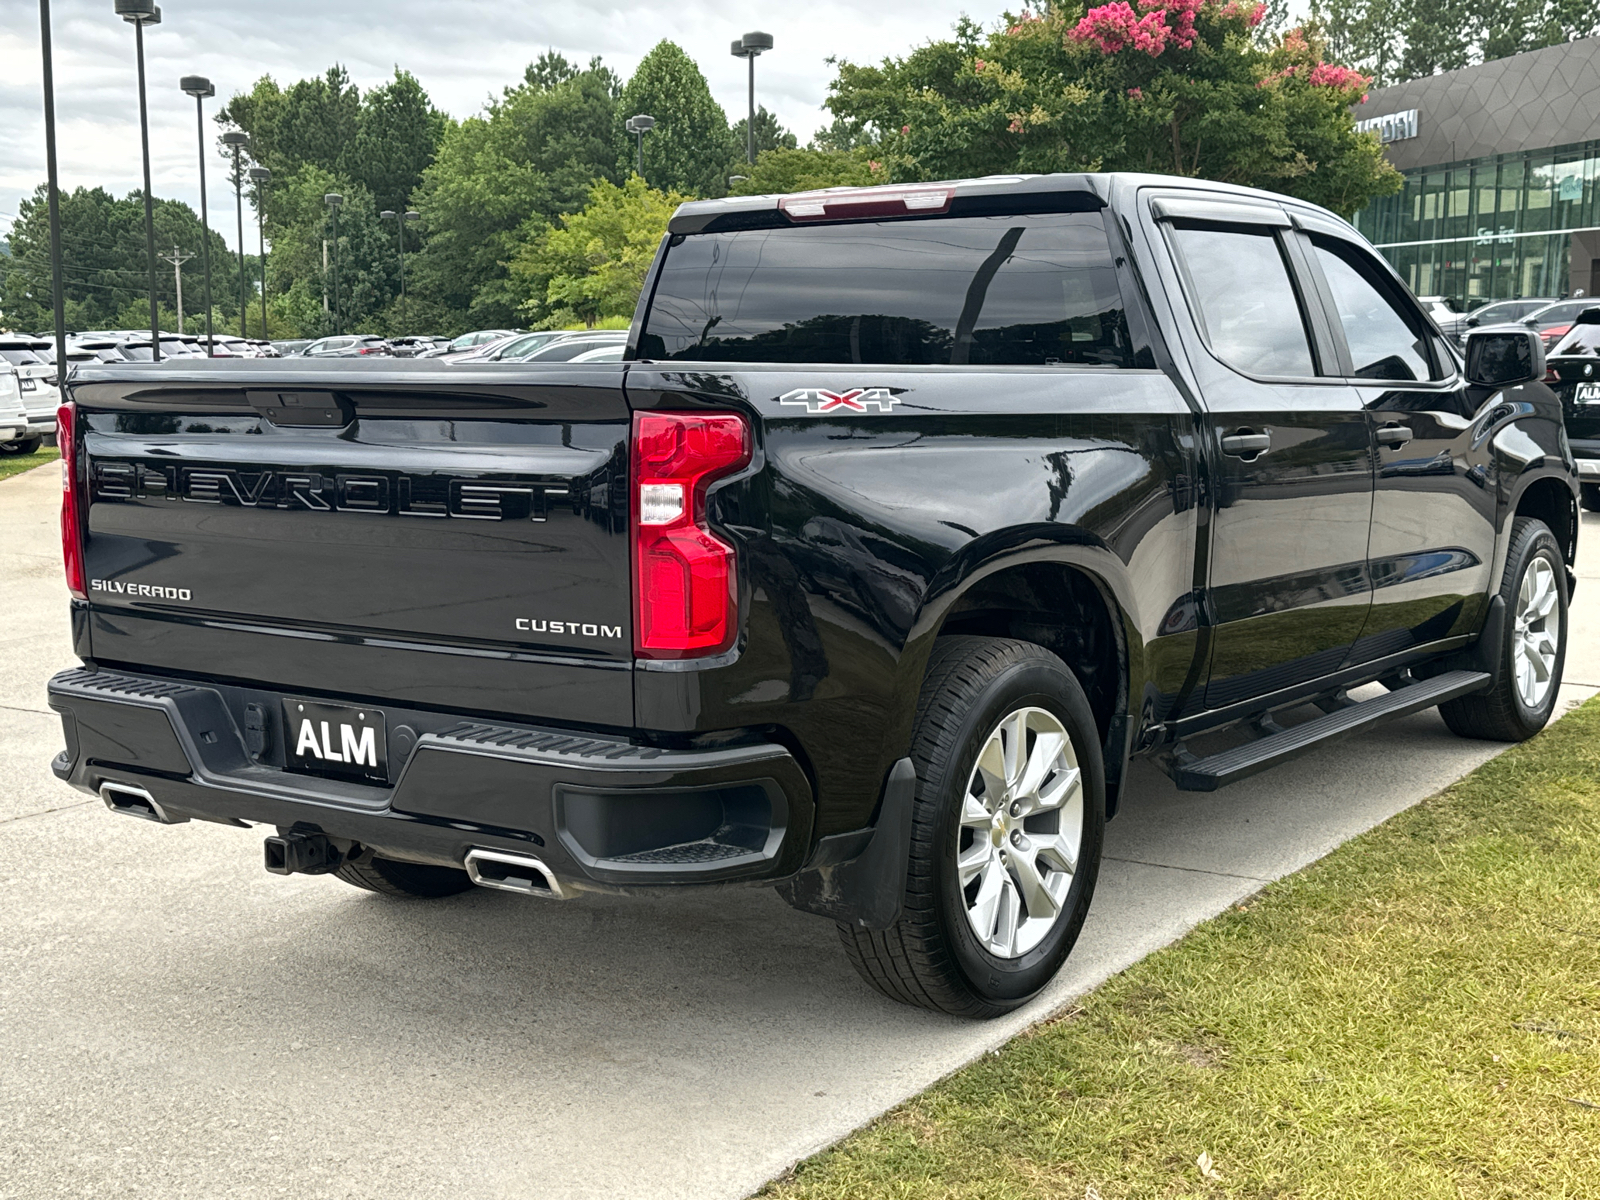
top-left (99, 781), bottom-right (188, 825)
top-left (464, 848), bottom-right (567, 899)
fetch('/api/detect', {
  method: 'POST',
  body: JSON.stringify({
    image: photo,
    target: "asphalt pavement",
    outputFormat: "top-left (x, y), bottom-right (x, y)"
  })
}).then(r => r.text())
top-left (3, 459), bottom-right (1597, 1200)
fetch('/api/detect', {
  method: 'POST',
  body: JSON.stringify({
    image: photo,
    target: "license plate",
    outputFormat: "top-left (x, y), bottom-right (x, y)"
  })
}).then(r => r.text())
top-left (19, 378), bottom-right (35, 391)
top-left (282, 698), bottom-right (387, 783)
top-left (1578, 383), bottom-right (1600, 404)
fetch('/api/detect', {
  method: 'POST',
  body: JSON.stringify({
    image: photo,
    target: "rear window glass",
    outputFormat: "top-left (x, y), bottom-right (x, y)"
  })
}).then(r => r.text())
top-left (1, 350), bottom-right (44, 366)
top-left (640, 212), bottom-right (1136, 367)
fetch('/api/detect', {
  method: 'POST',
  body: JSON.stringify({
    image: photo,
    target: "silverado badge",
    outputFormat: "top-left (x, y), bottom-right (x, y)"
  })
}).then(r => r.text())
top-left (778, 387), bottom-right (903, 414)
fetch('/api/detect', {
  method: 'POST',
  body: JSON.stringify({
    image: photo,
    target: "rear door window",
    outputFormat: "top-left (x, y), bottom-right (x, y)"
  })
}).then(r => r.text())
top-left (640, 211), bottom-right (1136, 367)
top-left (1167, 225), bottom-right (1317, 378)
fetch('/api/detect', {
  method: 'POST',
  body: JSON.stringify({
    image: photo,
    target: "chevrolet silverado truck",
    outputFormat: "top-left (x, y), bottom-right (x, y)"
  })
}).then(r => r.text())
top-left (47, 174), bottom-right (1575, 1017)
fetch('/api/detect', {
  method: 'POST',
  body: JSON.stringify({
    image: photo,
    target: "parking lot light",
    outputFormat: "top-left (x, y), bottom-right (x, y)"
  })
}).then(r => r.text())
top-left (325, 194), bottom-right (343, 336)
top-left (249, 167), bottom-right (270, 338)
top-left (221, 130), bottom-right (249, 337)
top-left (180, 75), bottom-right (216, 356)
top-left (625, 114), bottom-right (656, 181)
top-left (730, 32), bottom-right (774, 165)
top-left (38, 0), bottom-right (70, 377)
top-left (115, 0), bottom-right (162, 359)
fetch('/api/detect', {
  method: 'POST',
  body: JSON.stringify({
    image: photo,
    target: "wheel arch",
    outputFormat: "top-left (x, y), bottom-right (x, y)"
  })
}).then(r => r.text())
top-left (1510, 472), bottom-right (1577, 576)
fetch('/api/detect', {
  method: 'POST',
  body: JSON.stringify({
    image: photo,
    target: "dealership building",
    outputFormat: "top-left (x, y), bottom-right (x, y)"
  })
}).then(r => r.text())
top-left (1350, 36), bottom-right (1600, 308)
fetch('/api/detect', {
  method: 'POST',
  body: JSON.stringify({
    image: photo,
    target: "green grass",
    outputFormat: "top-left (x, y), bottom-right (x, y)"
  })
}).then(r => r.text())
top-left (765, 700), bottom-right (1600, 1200)
top-left (0, 445), bottom-right (59, 483)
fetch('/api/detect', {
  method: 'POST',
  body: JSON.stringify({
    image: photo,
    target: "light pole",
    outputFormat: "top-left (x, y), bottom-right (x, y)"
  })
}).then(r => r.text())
top-left (325, 193), bottom-right (343, 336)
top-left (180, 75), bottom-right (216, 355)
top-left (115, 0), bottom-right (162, 359)
top-left (729, 32), bottom-right (773, 165)
top-left (249, 166), bottom-right (270, 339)
top-left (625, 114), bottom-right (655, 180)
top-left (221, 130), bottom-right (249, 336)
top-left (380, 209), bottom-right (420, 335)
top-left (37, 0), bottom-right (69, 378)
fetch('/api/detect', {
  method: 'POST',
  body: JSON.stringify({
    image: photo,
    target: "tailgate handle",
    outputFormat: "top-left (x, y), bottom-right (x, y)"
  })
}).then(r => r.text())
top-left (245, 389), bottom-right (352, 428)
top-left (1219, 429), bottom-right (1271, 458)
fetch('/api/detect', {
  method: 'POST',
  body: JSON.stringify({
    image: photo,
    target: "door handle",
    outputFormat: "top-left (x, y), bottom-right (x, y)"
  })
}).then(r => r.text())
top-left (1220, 430), bottom-right (1271, 457)
top-left (1376, 423), bottom-right (1413, 447)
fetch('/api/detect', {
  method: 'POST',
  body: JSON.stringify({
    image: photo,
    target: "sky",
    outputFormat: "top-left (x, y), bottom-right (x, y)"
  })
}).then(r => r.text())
top-left (0, 0), bottom-right (987, 251)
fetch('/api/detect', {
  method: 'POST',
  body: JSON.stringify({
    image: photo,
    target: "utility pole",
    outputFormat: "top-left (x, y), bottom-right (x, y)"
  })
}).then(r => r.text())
top-left (159, 245), bottom-right (194, 334)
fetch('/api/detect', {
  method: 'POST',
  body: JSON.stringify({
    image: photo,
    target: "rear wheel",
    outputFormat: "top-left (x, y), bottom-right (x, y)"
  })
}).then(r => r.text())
top-left (334, 851), bottom-right (475, 898)
top-left (1, 437), bottom-right (42, 456)
top-left (838, 636), bottom-right (1104, 1018)
top-left (1439, 516), bottom-right (1567, 741)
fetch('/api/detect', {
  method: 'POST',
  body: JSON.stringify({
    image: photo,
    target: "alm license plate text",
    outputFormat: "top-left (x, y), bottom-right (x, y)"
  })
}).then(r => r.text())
top-left (1578, 383), bottom-right (1600, 404)
top-left (282, 698), bottom-right (388, 784)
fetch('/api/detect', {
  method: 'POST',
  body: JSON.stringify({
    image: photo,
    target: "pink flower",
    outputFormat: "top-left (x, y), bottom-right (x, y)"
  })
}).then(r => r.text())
top-left (1127, 86), bottom-right (1143, 98)
top-left (1308, 62), bottom-right (1371, 90)
top-left (1248, 2), bottom-right (1266, 26)
top-left (1007, 118), bottom-right (1025, 133)
top-left (1070, 2), bottom-right (1171, 55)
top-left (974, 59), bottom-right (986, 70)
top-left (868, 159), bottom-right (882, 172)
top-left (900, 124), bottom-right (910, 135)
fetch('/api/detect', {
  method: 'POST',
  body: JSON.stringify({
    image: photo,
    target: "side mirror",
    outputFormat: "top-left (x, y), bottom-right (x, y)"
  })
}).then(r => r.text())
top-left (1464, 326), bottom-right (1544, 389)
top-left (1466, 316), bottom-right (1480, 327)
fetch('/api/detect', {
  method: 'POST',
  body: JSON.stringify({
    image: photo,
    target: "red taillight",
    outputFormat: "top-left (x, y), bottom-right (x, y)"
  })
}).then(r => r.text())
top-left (631, 411), bottom-right (751, 659)
top-left (58, 401), bottom-right (86, 600)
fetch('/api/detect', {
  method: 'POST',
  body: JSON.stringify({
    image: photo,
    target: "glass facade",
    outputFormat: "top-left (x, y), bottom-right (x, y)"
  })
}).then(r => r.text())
top-left (1352, 139), bottom-right (1600, 309)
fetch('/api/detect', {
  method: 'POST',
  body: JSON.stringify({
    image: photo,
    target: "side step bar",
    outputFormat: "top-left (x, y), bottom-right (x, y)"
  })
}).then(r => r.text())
top-left (1170, 669), bottom-right (1492, 792)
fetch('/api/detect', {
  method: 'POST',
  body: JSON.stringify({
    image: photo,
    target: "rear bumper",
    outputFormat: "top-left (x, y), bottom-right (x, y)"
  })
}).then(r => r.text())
top-left (47, 667), bottom-right (815, 893)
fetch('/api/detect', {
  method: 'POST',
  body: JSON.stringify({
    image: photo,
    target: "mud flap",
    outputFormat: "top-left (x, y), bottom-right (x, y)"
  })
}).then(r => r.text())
top-left (776, 758), bottom-right (915, 931)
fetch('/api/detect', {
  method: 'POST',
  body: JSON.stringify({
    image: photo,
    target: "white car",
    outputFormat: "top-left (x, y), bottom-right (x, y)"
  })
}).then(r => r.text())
top-left (0, 336), bottom-right (62, 452)
top-left (0, 367), bottom-right (30, 453)
top-left (567, 344), bottom-right (626, 362)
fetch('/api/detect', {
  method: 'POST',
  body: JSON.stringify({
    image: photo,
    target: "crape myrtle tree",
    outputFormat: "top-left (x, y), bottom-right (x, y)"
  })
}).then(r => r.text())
top-left (616, 41), bottom-right (741, 197)
top-left (1, 185), bottom-right (243, 333)
top-left (825, 1), bottom-right (1401, 217)
top-left (406, 53), bottom-right (626, 332)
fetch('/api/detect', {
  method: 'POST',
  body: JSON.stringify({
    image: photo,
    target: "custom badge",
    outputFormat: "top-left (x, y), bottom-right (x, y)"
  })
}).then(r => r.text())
top-left (778, 387), bottom-right (904, 414)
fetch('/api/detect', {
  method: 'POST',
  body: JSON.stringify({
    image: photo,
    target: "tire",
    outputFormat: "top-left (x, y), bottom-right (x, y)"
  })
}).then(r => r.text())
top-left (838, 636), bottom-right (1105, 1018)
top-left (1, 437), bottom-right (42, 456)
top-left (1582, 484), bottom-right (1600, 513)
top-left (1439, 516), bottom-right (1567, 742)
top-left (333, 851), bottom-right (475, 898)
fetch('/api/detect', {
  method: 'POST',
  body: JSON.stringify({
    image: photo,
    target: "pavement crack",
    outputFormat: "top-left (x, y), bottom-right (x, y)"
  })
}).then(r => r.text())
top-left (1103, 855), bottom-right (1272, 883)
top-left (0, 702), bottom-right (54, 717)
top-left (0, 799), bottom-right (95, 825)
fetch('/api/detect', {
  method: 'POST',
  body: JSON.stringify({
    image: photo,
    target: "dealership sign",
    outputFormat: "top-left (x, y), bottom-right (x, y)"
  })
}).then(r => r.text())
top-left (1355, 109), bottom-right (1419, 143)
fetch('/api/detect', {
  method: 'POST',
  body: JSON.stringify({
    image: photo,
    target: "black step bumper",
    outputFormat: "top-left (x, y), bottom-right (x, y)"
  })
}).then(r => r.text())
top-left (47, 668), bottom-right (814, 892)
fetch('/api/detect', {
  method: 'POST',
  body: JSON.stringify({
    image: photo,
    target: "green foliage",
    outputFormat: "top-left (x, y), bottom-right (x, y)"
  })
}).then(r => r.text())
top-left (727, 149), bottom-right (882, 196)
top-left (825, 4), bottom-right (1401, 217)
top-left (730, 106), bottom-right (799, 160)
top-left (1311, 0), bottom-right (1598, 86)
top-left (1, 185), bottom-right (243, 333)
top-left (617, 41), bottom-right (739, 197)
top-left (510, 175), bottom-right (686, 329)
top-left (407, 55), bottom-right (624, 331)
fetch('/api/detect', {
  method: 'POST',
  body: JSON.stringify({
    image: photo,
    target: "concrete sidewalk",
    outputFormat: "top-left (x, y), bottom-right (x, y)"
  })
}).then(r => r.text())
top-left (2, 457), bottom-right (1596, 1200)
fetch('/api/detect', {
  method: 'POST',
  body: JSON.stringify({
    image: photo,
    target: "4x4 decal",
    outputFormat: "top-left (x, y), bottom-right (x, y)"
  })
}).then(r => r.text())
top-left (778, 387), bottom-right (903, 414)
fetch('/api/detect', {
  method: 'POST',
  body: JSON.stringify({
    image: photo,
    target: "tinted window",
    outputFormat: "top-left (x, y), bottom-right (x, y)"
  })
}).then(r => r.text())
top-left (1533, 301), bottom-right (1589, 327)
top-left (1312, 240), bottom-right (1439, 381)
top-left (1169, 225), bottom-right (1315, 377)
top-left (530, 339), bottom-right (624, 362)
top-left (641, 212), bottom-right (1136, 367)
top-left (0, 350), bottom-right (44, 366)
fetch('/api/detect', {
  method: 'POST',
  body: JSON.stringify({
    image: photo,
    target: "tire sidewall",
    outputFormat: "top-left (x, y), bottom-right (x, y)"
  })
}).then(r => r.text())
top-left (1501, 524), bottom-right (1567, 734)
top-left (923, 656), bottom-right (1105, 1004)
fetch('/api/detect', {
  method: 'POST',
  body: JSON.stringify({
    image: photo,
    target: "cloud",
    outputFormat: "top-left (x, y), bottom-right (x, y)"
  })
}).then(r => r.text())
top-left (2, 0), bottom-right (980, 249)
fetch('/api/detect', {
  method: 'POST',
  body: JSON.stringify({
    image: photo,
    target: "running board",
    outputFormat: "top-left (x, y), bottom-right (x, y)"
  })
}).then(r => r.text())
top-left (1169, 670), bottom-right (1492, 792)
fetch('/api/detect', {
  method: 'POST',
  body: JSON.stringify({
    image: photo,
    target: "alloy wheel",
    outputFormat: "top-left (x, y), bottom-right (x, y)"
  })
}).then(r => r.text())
top-left (957, 706), bottom-right (1083, 958)
top-left (1513, 556), bottom-right (1560, 710)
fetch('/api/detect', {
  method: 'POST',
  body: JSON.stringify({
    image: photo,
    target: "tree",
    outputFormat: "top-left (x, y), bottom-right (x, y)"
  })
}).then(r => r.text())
top-left (351, 70), bottom-right (451, 213)
top-left (407, 55), bottom-right (624, 330)
top-left (616, 41), bottom-right (739, 197)
top-left (825, 3), bottom-right (1401, 217)
top-left (727, 148), bottom-right (881, 195)
top-left (510, 176), bottom-right (687, 329)
top-left (1310, 0), bottom-right (1598, 86)
top-left (730, 106), bottom-right (798, 159)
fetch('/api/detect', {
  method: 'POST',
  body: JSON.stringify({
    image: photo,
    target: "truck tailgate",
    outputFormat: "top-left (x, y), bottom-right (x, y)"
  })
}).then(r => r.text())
top-left (69, 362), bottom-right (633, 727)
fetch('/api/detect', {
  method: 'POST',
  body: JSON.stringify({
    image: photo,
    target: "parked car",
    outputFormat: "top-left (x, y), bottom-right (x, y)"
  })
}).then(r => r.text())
top-left (272, 339), bottom-right (313, 357)
top-left (1546, 305), bottom-right (1600, 510)
top-left (446, 331), bottom-right (577, 363)
top-left (388, 336), bottom-right (449, 358)
top-left (48, 174), bottom-right (1575, 1019)
top-left (1439, 297), bottom-right (1556, 344)
top-left (301, 335), bottom-right (393, 358)
top-left (0, 335), bottom-right (62, 449)
top-left (0, 366), bottom-right (30, 453)
top-left (1521, 298), bottom-right (1597, 349)
top-left (416, 329), bottom-right (520, 358)
top-left (66, 338), bottom-right (130, 364)
top-left (115, 338), bottom-right (202, 362)
top-left (522, 331), bottom-right (628, 361)
top-left (567, 343), bottom-right (626, 362)
top-left (1414, 295), bottom-right (1459, 326)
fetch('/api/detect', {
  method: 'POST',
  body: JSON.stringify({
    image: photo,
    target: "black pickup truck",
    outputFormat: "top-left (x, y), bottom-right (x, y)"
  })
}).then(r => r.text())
top-left (48, 173), bottom-right (1575, 1017)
